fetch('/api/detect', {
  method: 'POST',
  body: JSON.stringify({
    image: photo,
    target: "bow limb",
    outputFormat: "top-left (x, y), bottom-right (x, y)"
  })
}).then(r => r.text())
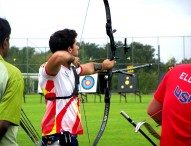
top-left (20, 108), bottom-right (43, 146)
top-left (135, 122), bottom-right (160, 140)
top-left (93, 0), bottom-right (115, 145)
top-left (120, 111), bottom-right (157, 146)
top-left (135, 109), bottom-right (162, 140)
top-left (104, 0), bottom-right (116, 59)
top-left (141, 123), bottom-right (160, 140)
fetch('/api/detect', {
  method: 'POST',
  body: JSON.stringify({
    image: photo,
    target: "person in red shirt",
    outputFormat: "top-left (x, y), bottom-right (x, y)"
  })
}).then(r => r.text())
top-left (147, 64), bottom-right (191, 146)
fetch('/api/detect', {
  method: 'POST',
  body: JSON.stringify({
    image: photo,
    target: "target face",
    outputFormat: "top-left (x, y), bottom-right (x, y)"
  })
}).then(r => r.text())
top-left (117, 73), bottom-right (137, 93)
top-left (81, 76), bottom-right (95, 90)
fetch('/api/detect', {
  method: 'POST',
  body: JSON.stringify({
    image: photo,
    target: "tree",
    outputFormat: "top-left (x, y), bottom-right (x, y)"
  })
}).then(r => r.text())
top-left (5, 40), bottom-right (184, 94)
top-left (79, 41), bottom-right (107, 63)
top-left (181, 58), bottom-right (191, 64)
top-left (166, 57), bottom-right (177, 67)
top-left (4, 46), bottom-right (20, 64)
top-left (131, 42), bottom-right (156, 64)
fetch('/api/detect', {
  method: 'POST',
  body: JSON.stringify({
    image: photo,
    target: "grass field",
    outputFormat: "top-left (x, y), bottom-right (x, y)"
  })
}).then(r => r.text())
top-left (17, 94), bottom-right (160, 146)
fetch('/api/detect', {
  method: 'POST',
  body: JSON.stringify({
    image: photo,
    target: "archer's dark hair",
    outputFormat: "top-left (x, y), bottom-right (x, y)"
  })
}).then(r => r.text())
top-left (0, 18), bottom-right (11, 45)
top-left (49, 28), bottom-right (77, 53)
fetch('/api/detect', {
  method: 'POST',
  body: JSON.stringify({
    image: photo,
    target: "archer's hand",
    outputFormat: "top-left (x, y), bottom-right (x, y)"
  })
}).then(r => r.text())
top-left (73, 57), bottom-right (80, 67)
top-left (102, 59), bottom-right (115, 70)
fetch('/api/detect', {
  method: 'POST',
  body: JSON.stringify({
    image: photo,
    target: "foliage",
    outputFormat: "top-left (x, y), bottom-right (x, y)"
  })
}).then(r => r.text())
top-left (131, 42), bottom-right (157, 64)
top-left (181, 58), bottom-right (191, 64)
top-left (5, 46), bottom-right (49, 73)
top-left (79, 41), bottom-right (107, 63)
top-left (166, 57), bottom-right (177, 66)
top-left (4, 41), bottom-right (191, 94)
top-left (138, 70), bottom-right (158, 94)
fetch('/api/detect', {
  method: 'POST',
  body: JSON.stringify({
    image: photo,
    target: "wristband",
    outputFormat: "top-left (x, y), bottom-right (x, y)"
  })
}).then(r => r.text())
top-left (94, 63), bottom-right (102, 71)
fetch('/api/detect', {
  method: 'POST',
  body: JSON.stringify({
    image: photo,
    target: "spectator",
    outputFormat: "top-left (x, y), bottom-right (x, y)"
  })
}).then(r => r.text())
top-left (0, 17), bottom-right (24, 146)
top-left (147, 64), bottom-right (191, 146)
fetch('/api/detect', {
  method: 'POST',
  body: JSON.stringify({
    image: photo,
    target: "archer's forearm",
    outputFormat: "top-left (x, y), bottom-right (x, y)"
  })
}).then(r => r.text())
top-left (80, 63), bottom-right (97, 75)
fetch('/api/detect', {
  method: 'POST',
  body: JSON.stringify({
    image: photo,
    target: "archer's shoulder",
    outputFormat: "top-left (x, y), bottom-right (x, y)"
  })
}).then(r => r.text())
top-left (40, 62), bottom-right (47, 68)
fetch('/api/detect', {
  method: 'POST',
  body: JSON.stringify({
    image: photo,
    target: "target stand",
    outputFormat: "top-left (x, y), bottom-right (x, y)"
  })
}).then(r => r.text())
top-left (94, 72), bottom-right (107, 102)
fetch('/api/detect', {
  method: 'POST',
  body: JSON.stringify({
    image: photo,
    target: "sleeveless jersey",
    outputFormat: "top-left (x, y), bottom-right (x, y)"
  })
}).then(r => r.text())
top-left (38, 63), bottom-right (83, 136)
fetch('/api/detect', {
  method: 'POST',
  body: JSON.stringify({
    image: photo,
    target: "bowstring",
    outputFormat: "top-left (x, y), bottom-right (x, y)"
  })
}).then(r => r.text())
top-left (79, 0), bottom-right (91, 145)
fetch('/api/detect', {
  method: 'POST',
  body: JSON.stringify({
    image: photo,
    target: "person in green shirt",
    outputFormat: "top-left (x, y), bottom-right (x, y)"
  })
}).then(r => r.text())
top-left (0, 17), bottom-right (24, 146)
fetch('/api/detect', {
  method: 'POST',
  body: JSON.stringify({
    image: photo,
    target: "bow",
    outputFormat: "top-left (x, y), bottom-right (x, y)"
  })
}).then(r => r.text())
top-left (135, 122), bottom-right (160, 140)
top-left (120, 111), bottom-right (157, 146)
top-left (20, 108), bottom-right (44, 146)
top-left (92, 1), bottom-right (116, 145)
top-left (93, 1), bottom-right (129, 145)
top-left (135, 109), bottom-right (162, 140)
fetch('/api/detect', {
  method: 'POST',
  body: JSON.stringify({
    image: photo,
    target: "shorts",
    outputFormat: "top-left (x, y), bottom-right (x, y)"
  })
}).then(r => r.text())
top-left (41, 132), bottom-right (78, 146)
top-left (0, 125), bottom-right (19, 146)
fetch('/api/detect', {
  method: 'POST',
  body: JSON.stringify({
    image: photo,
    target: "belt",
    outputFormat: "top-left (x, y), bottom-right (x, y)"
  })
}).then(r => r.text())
top-left (43, 133), bottom-right (77, 138)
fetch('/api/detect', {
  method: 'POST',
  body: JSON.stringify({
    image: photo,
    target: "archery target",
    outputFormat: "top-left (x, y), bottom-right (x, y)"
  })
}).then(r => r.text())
top-left (79, 74), bottom-right (98, 93)
top-left (118, 73), bottom-right (137, 93)
top-left (81, 76), bottom-right (94, 90)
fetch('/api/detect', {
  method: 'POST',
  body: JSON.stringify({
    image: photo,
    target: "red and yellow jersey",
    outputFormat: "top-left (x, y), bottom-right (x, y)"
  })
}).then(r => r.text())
top-left (38, 63), bottom-right (83, 136)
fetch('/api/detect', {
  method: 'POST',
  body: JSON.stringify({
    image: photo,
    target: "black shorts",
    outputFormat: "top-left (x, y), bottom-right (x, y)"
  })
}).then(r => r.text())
top-left (41, 133), bottom-right (78, 146)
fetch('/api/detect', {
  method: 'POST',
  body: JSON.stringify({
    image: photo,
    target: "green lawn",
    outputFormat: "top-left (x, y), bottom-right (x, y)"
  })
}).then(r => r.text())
top-left (17, 94), bottom-right (160, 146)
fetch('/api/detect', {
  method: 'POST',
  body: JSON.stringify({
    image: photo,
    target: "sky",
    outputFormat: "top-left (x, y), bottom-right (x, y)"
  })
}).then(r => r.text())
top-left (0, 0), bottom-right (191, 63)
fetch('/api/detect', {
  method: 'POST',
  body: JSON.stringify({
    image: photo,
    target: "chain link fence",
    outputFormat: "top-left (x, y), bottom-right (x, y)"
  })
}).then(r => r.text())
top-left (10, 36), bottom-right (191, 93)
